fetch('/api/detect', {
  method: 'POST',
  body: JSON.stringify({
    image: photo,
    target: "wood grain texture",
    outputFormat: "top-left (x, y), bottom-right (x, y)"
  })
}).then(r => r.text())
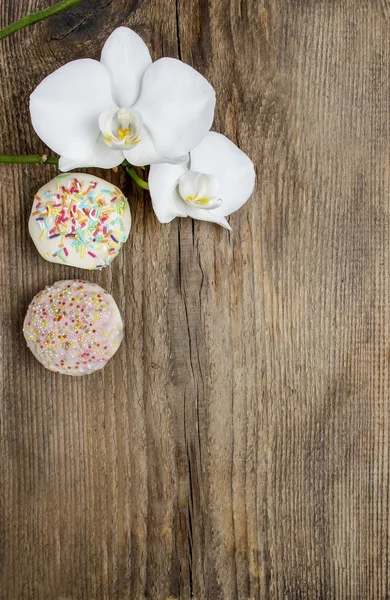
top-left (1, 0), bottom-right (390, 598)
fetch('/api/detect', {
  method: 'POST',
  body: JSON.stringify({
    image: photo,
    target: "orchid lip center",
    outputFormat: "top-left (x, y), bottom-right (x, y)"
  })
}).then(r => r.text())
top-left (178, 171), bottom-right (223, 211)
top-left (102, 107), bottom-right (142, 150)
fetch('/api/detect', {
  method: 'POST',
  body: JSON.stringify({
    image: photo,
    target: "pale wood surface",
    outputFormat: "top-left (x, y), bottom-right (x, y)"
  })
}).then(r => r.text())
top-left (1, 0), bottom-right (390, 598)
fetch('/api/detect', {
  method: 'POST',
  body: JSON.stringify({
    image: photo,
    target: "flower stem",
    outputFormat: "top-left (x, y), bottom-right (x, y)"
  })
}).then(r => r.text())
top-left (126, 166), bottom-right (149, 190)
top-left (0, 154), bottom-right (59, 164)
top-left (0, 0), bottom-right (86, 41)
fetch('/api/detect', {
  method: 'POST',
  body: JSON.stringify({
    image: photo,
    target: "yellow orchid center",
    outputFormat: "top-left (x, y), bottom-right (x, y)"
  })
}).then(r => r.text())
top-left (178, 171), bottom-right (223, 211)
top-left (101, 108), bottom-right (142, 150)
top-left (117, 127), bottom-right (130, 141)
top-left (185, 195), bottom-right (213, 207)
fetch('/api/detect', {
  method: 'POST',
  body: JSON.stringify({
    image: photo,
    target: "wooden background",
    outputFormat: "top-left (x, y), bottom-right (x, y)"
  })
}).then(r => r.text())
top-left (1, 0), bottom-right (390, 598)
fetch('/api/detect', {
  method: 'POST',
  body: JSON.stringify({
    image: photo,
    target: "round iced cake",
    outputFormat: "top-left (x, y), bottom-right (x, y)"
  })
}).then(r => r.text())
top-left (23, 280), bottom-right (124, 375)
top-left (29, 173), bottom-right (131, 270)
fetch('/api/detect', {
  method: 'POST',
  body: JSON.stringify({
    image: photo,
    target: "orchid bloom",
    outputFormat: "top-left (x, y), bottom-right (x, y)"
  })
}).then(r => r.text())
top-left (148, 132), bottom-right (256, 229)
top-left (29, 27), bottom-right (216, 171)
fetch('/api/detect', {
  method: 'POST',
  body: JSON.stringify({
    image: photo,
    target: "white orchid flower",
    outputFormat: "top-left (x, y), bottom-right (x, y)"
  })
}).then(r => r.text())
top-left (29, 27), bottom-right (216, 171)
top-left (148, 132), bottom-right (256, 229)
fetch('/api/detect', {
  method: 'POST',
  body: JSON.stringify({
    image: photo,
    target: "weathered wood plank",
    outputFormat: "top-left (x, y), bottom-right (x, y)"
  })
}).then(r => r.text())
top-left (1, 0), bottom-right (390, 598)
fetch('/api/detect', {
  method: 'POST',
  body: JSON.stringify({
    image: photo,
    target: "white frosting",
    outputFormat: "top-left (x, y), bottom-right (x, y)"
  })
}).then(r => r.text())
top-left (29, 173), bottom-right (131, 270)
top-left (23, 280), bottom-right (124, 376)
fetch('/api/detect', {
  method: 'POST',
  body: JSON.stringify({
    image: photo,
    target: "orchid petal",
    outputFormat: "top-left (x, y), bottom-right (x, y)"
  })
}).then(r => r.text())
top-left (196, 173), bottom-right (221, 200)
top-left (185, 204), bottom-right (231, 229)
top-left (59, 135), bottom-right (124, 171)
top-left (178, 171), bottom-right (199, 199)
top-left (30, 59), bottom-right (114, 159)
top-left (123, 126), bottom-right (164, 166)
top-left (134, 58), bottom-right (215, 159)
top-left (148, 163), bottom-right (188, 223)
top-left (101, 27), bottom-right (152, 108)
top-left (189, 132), bottom-right (256, 217)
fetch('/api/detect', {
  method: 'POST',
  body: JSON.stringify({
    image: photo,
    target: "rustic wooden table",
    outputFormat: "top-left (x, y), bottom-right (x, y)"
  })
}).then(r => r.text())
top-left (1, 0), bottom-right (390, 598)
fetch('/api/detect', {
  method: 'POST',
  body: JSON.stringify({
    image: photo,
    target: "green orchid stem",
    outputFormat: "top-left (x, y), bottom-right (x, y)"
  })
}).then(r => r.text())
top-left (0, 0), bottom-right (86, 41)
top-left (126, 166), bottom-right (149, 190)
top-left (0, 154), bottom-right (59, 164)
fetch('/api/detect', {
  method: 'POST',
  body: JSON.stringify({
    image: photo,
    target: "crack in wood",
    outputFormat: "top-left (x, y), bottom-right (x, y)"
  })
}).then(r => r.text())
top-left (175, 0), bottom-right (182, 61)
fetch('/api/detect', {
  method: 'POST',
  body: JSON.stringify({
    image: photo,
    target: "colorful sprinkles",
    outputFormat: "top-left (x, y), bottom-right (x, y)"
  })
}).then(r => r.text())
top-left (30, 175), bottom-right (130, 269)
top-left (23, 280), bottom-right (123, 376)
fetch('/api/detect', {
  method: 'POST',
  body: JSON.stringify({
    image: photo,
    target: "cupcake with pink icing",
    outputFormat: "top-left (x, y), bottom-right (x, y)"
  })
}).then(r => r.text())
top-left (23, 280), bottom-right (123, 375)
